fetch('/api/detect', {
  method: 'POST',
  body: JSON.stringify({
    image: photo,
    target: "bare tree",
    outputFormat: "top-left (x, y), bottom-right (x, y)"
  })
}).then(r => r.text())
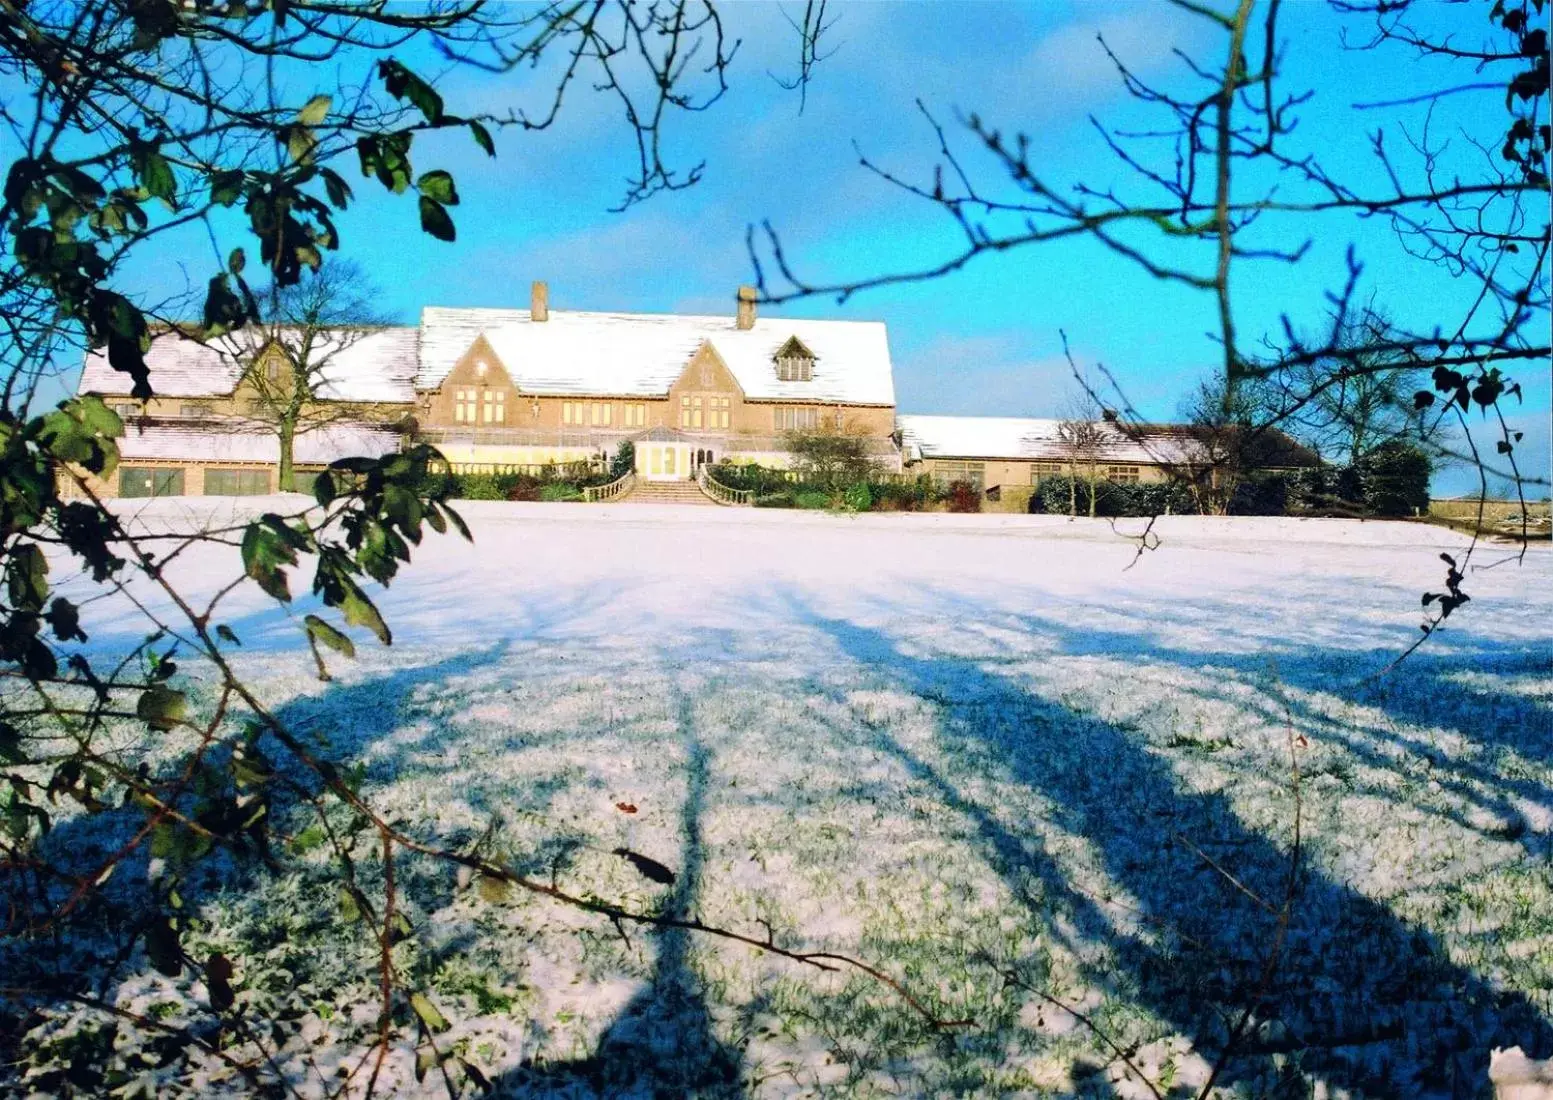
top-left (1056, 392), bottom-right (1107, 518)
top-left (241, 260), bottom-right (395, 491)
top-left (749, 0), bottom-right (1548, 643)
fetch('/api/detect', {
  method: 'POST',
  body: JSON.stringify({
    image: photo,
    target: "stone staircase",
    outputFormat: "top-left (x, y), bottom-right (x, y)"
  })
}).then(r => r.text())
top-left (618, 479), bottom-right (717, 505)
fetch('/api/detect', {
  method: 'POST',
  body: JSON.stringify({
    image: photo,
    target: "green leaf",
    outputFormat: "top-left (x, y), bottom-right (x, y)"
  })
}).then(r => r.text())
top-left (319, 167), bottom-right (353, 209)
top-left (418, 195), bottom-right (455, 242)
top-left (338, 886), bottom-right (362, 923)
top-left (137, 686), bottom-right (187, 731)
top-left (410, 992), bottom-right (449, 1033)
top-left (6, 544), bottom-right (48, 612)
top-left (290, 824), bottom-right (327, 855)
top-left (304, 614), bottom-right (355, 658)
top-left (285, 125), bottom-right (318, 165)
top-left (468, 119), bottom-right (495, 157)
top-left (379, 59), bottom-right (444, 125)
top-left (340, 588), bottom-right (391, 645)
top-left (416, 170), bottom-right (458, 205)
top-left (209, 170), bottom-right (244, 206)
top-left (227, 247), bottom-right (245, 275)
top-left (297, 94), bottom-right (332, 126)
top-left (133, 147), bottom-right (177, 207)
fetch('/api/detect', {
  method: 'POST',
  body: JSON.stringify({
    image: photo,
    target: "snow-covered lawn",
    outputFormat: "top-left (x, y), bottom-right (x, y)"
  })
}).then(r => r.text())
top-left (36, 503), bottom-right (1553, 1096)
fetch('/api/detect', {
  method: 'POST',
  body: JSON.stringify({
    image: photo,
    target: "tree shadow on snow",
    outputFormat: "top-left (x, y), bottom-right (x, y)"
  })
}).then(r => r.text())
top-left (785, 596), bottom-right (1551, 1099)
top-left (492, 687), bottom-right (742, 1099)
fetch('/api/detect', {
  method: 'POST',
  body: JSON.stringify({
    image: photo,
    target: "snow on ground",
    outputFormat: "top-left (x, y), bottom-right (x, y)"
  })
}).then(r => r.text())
top-left (31, 501), bottom-right (1553, 1096)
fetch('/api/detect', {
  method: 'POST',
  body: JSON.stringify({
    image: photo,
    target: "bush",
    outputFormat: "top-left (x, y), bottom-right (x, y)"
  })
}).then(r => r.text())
top-left (610, 441), bottom-right (635, 480)
top-left (1359, 441), bottom-right (1431, 517)
top-left (842, 483), bottom-right (872, 512)
top-left (753, 491), bottom-right (796, 508)
top-left (795, 489), bottom-right (832, 510)
top-left (871, 474), bottom-right (939, 512)
top-left (538, 482), bottom-right (583, 502)
top-left (945, 480), bottom-right (981, 513)
top-left (1030, 475), bottom-right (1199, 517)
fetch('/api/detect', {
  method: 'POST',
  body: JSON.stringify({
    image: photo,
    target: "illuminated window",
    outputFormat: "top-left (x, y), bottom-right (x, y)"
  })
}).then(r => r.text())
top-left (590, 402), bottom-right (612, 427)
top-left (454, 388), bottom-right (478, 423)
top-left (483, 390), bottom-right (505, 424)
top-left (563, 401), bottom-right (584, 425)
top-left (712, 396), bottom-right (730, 429)
top-left (623, 403), bottom-right (646, 427)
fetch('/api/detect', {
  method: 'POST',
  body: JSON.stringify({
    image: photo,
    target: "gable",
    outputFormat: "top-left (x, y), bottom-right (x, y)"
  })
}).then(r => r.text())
top-left (439, 335), bottom-right (518, 392)
top-left (670, 341), bottom-right (745, 397)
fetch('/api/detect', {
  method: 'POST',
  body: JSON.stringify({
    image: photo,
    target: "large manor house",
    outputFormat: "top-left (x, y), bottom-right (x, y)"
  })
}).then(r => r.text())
top-left (74, 282), bottom-right (1313, 506)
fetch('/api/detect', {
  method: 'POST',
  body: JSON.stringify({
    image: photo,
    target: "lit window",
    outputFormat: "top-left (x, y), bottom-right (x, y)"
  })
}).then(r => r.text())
top-left (454, 388), bottom-right (478, 423)
top-left (591, 402), bottom-right (612, 427)
top-left (623, 403), bottom-right (646, 427)
top-left (483, 390), bottom-right (505, 424)
top-left (713, 396), bottom-right (730, 429)
top-left (563, 401), bottom-right (584, 425)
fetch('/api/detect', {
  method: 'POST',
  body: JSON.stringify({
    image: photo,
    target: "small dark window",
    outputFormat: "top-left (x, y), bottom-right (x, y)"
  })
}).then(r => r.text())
top-left (774, 337), bottom-right (816, 382)
top-left (204, 468), bottom-right (271, 495)
top-left (119, 467), bottom-right (185, 498)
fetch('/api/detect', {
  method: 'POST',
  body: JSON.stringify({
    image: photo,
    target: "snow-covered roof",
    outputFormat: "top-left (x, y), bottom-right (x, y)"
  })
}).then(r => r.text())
top-left (897, 415), bottom-right (1320, 469)
top-left (897, 415), bottom-right (1188, 465)
top-left (418, 307), bottom-right (895, 405)
top-left (79, 327), bottom-right (419, 403)
top-left (115, 419), bottom-right (402, 465)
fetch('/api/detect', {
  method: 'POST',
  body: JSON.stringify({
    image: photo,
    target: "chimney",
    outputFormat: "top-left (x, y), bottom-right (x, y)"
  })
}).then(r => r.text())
top-left (736, 285), bottom-right (757, 330)
top-left (531, 280), bottom-right (549, 323)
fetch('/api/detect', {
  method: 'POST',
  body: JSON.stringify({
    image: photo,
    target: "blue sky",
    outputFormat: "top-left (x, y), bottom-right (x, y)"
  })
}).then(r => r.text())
top-left (99, 2), bottom-right (1553, 494)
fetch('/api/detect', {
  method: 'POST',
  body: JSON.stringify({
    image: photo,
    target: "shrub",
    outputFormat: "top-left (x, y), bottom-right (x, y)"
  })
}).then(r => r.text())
top-left (610, 441), bottom-right (636, 480)
top-left (842, 483), bottom-right (873, 512)
top-left (795, 489), bottom-right (832, 510)
top-left (538, 483), bottom-right (583, 502)
top-left (753, 491), bottom-right (796, 508)
top-left (505, 475), bottom-right (543, 502)
top-left (1228, 474), bottom-right (1289, 516)
top-left (945, 480), bottom-right (981, 513)
top-left (1359, 441), bottom-right (1431, 517)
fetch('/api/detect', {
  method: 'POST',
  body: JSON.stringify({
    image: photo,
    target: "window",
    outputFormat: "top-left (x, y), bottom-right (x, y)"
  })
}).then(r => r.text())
top-left (180, 402), bottom-right (213, 418)
top-left (1107, 465), bottom-right (1142, 483)
top-left (454, 388), bottom-right (478, 423)
top-left (933, 460), bottom-right (985, 491)
top-left (204, 468), bottom-right (271, 496)
top-left (773, 336), bottom-right (816, 381)
top-left (590, 402), bottom-right (612, 427)
top-left (265, 357), bottom-right (282, 384)
top-left (711, 396), bottom-right (730, 429)
top-left (773, 405), bottom-right (818, 431)
top-left (623, 403), bottom-right (647, 427)
top-left (483, 390), bottom-right (506, 424)
top-left (119, 467), bottom-right (185, 498)
top-left (1029, 462), bottom-right (1063, 485)
top-left (563, 401), bottom-right (584, 425)
top-left (113, 402), bottom-right (140, 417)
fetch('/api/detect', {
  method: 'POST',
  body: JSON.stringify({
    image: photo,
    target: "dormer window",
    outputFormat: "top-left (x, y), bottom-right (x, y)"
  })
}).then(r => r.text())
top-left (773, 336), bottom-right (815, 382)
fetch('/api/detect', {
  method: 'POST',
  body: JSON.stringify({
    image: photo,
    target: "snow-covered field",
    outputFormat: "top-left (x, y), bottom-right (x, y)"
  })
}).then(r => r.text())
top-left (37, 502), bottom-right (1553, 1096)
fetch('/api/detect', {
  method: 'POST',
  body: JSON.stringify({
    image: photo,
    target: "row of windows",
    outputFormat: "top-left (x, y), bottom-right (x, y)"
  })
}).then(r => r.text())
top-left (1026, 462), bottom-right (1142, 485)
top-left (563, 401), bottom-right (647, 426)
top-left (117, 467), bottom-right (323, 498)
top-left (681, 394), bottom-right (731, 429)
top-left (775, 354), bottom-right (814, 382)
top-left (773, 406), bottom-right (818, 431)
top-left (455, 388), bottom-right (507, 424)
